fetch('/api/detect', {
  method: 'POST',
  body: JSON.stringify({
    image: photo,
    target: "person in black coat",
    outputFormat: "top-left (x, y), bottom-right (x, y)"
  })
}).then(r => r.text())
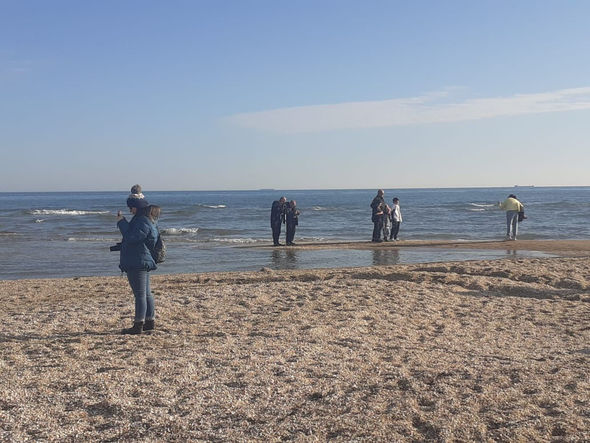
top-left (370, 189), bottom-right (385, 242)
top-left (270, 196), bottom-right (287, 246)
top-left (286, 200), bottom-right (300, 246)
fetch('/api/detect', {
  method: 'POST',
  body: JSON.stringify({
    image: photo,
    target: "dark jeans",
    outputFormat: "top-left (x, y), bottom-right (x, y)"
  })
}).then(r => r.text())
top-left (127, 269), bottom-right (154, 322)
top-left (286, 223), bottom-right (296, 244)
top-left (372, 219), bottom-right (383, 241)
top-left (390, 221), bottom-right (401, 240)
top-left (271, 222), bottom-right (282, 244)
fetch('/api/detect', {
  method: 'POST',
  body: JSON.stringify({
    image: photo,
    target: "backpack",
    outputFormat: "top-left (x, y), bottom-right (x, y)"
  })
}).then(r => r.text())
top-left (150, 231), bottom-right (166, 263)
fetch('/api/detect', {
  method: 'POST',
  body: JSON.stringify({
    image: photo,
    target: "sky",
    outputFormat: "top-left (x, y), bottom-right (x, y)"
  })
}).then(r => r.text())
top-left (1, 0), bottom-right (590, 192)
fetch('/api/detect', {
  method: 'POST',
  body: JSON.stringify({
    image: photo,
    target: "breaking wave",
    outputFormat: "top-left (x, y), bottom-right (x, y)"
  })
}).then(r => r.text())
top-left (0, 231), bottom-right (22, 237)
top-left (198, 204), bottom-right (227, 209)
top-left (311, 206), bottom-right (335, 211)
top-left (66, 237), bottom-right (113, 242)
top-left (161, 227), bottom-right (199, 235)
top-left (210, 237), bottom-right (262, 244)
top-left (468, 203), bottom-right (496, 208)
top-left (29, 209), bottom-right (110, 216)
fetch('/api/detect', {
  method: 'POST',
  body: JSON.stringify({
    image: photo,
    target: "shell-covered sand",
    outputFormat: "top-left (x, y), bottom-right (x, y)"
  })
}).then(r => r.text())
top-left (1, 243), bottom-right (589, 441)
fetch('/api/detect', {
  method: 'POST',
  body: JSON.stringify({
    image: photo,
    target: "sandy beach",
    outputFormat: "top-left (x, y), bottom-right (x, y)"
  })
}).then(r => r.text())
top-left (1, 240), bottom-right (589, 441)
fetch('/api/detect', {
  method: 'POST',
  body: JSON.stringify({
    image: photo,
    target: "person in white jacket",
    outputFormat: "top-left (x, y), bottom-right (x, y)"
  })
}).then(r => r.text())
top-left (499, 194), bottom-right (524, 240)
top-left (389, 197), bottom-right (403, 241)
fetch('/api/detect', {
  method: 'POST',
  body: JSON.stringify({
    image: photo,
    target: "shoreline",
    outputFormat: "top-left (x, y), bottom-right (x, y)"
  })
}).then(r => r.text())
top-left (244, 238), bottom-right (590, 255)
top-left (2, 239), bottom-right (590, 282)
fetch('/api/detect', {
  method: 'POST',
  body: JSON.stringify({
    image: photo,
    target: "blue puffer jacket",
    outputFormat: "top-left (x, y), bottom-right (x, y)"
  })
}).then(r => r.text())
top-left (117, 215), bottom-right (157, 272)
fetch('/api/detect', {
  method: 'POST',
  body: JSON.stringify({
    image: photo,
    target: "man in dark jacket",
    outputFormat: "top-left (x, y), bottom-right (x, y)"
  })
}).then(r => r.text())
top-left (370, 189), bottom-right (385, 242)
top-left (270, 196), bottom-right (287, 246)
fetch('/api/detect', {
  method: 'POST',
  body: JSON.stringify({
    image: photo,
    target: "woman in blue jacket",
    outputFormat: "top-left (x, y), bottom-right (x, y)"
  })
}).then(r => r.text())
top-left (117, 197), bottom-right (158, 334)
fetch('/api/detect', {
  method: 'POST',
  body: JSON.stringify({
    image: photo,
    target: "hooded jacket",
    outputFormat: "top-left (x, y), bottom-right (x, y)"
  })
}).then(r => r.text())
top-left (117, 215), bottom-right (157, 272)
top-left (499, 197), bottom-right (524, 212)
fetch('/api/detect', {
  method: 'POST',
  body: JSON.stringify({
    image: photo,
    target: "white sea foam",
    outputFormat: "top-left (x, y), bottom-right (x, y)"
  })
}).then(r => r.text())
top-left (161, 227), bottom-right (199, 235)
top-left (35, 219), bottom-right (45, 223)
top-left (311, 206), bottom-right (334, 211)
top-left (299, 237), bottom-right (325, 242)
top-left (469, 203), bottom-right (495, 208)
top-left (200, 204), bottom-right (227, 209)
top-left (211, 237), bottom-right (261, 244)
top-left (0, 231), bottom-right (21, 237)
top-left (30, 209), bottom-right (110, 216)
top-left (66, 237), bottom-right (111, 242)
top-left (467, 208), bottom-right (486, 212)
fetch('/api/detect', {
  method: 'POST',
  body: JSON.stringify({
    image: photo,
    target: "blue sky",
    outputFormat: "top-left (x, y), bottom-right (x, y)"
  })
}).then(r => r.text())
top-left (1, 1), bottom-right (589, 191)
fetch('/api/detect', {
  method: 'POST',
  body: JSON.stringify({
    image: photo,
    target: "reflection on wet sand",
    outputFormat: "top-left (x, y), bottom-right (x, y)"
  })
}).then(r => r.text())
top-left (256, 246), bottom-right (553, 273)
top-left (372, 248), bottom-right (400, 266)
top-left (271, 248), bottom-right (298, 269)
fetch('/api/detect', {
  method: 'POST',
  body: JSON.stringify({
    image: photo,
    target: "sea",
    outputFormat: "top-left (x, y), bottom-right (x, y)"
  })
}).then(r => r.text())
top-left (1, 187), bottom-right (588, 280)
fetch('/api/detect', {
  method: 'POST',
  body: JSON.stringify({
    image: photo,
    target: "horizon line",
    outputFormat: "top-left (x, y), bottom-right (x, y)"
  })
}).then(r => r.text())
top-left (1, 184), bottom-right (588, 194)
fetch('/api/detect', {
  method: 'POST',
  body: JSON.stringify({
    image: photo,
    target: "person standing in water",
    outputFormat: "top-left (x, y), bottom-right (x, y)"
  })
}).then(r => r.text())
top-left (270, 196), bottom-right (287, 246)
top-left (382, 204), bottom-right (392, 241)
top-left (370, 189), bottom-right (385, 242)
top-left (499, 194), bottom-right (524, 241)
top-left (285, 200), bottom-right (300, 246)
top-left (390, 197), bottom-right (403, 241)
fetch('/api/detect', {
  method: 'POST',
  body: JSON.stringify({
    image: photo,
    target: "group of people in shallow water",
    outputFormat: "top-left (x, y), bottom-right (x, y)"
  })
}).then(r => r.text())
top-left (270, 196), bottom-right (300, 246)
top-left (270, 189), bottom-right (523, 246)
top-left (114, 185), bottom-right (525, 335)
top-left (370, 189), bottom-right (403, 242)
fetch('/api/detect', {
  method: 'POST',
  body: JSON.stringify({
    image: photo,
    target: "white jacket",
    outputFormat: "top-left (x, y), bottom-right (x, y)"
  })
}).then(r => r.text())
top-left (391, 204), bottom-right (402, 222)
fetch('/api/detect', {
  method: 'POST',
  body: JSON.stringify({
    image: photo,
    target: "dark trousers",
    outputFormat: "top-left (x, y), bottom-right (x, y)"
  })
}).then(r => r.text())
top-left (390, 221), bottom-right (401, 240)
top-left (271, 222), bottom-right (282, 245)
top-left (372, 219), bottom-right (383, 241)
top-left (286, 223), bottom-right (296, 244)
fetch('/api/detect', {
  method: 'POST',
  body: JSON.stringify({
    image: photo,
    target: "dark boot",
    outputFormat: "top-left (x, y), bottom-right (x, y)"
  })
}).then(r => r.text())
top-left (122, 321), bottom-right (144, 335)
top-left (143, 319), bottom-right (155, 331)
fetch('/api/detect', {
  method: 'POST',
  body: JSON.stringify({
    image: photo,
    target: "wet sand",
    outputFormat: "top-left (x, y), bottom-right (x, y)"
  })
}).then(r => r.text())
top-left (1, 240), bottom-right (589, 441)
top-left (248, 238), bottom-right (590, 256)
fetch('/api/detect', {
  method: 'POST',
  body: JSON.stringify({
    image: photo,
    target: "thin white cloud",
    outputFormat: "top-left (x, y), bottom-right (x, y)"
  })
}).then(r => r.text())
top-left (227, 87), bottom-right (590, 133)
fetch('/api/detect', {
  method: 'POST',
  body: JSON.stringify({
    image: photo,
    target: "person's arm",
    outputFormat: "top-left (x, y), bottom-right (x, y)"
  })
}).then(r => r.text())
top-left (119, 218), bottom-right (151, 243)
top-left (117, 210), bottom-right (129, 234)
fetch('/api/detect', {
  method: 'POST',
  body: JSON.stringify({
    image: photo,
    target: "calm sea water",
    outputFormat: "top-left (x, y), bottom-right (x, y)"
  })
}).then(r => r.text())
top-left (0, 187), bottom-right (587, 279)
